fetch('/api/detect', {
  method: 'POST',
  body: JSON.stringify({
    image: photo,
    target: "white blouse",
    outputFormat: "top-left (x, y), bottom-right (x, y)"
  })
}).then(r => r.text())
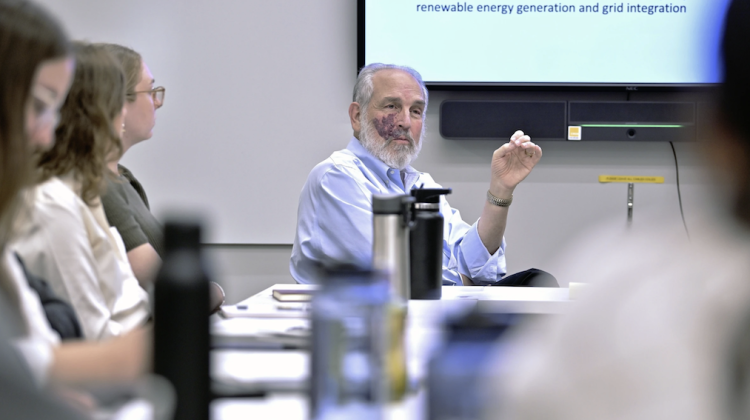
top-left (13, 175), bottom-right (150, 340)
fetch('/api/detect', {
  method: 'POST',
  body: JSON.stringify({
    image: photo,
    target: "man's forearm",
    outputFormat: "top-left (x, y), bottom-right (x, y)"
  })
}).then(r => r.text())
top-left (476, 185), bottom-right (512, 254)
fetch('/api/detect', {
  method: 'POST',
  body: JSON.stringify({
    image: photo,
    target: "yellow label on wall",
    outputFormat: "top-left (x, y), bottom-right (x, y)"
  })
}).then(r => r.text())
top-left (599, 175), bottom-right (665, 183)
top-left (568, 126), bottom-right (581, 140)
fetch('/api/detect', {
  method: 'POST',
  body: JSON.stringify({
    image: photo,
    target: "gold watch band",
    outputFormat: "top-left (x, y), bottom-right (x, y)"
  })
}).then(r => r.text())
top-left (486, 190), bottom-right (513, 207)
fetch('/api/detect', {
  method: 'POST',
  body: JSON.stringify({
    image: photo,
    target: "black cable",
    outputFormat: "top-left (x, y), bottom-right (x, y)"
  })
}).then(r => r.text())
top-left (669, 141), bottom-right (690, 239)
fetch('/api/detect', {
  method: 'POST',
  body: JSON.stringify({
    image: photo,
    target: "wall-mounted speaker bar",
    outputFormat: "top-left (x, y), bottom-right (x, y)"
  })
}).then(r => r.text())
top-left (440, 100), bottom-right (699, 141)
top-left (569, 101), bottom-right (695, 124)
top-left (568, 101), bottom-right (696, 141)
top-left (568, 126), bottom-right (695, 142)
top-left (440, 101), bottom-right (566, 140)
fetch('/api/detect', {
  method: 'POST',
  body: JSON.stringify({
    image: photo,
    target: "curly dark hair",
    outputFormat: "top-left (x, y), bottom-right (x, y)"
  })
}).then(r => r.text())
top-left (37, 42), bottom-right (125, 206)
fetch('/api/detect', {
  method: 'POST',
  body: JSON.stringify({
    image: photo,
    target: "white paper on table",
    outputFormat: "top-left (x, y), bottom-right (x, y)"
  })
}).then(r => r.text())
top-left (212, 318), bottom-right (311, 349)
top-left (212, 350), bottom-right (309, 394)
top-left (219, 302), bottom-right (311, 319)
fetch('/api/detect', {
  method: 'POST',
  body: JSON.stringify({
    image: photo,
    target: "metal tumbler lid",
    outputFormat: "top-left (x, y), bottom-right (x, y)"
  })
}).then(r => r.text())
top-left (372, 194), bottom-right (414, 214)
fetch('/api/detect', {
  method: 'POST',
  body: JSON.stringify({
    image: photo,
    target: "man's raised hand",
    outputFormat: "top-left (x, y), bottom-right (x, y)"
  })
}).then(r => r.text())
top-left (489, 130), bottom-right (542, 196)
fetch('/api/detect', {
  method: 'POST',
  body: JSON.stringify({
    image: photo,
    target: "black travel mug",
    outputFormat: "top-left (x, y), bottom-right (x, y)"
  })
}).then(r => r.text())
top-left (153, 220), bottom-right (211, 420)
top-left (410, 188), bottom-right (451, 300)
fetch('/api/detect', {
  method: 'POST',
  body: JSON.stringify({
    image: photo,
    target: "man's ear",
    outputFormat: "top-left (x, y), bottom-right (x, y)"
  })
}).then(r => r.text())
top-left (349, 102), bottom-right (362, 136)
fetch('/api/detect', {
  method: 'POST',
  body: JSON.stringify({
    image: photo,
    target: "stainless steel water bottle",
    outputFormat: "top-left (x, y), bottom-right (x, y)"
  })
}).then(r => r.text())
top-left (371, 194), bottom-right (412, 402)
top-left (410, 188), bottom-right (451, 300)
top-left (372, 194), bottom-right (414, 300)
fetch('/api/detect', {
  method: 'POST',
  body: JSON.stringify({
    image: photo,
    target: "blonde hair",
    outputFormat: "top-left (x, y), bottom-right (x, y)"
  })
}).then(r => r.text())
top-left (97, 43), bottom-right (142, 101)
top-left (37, 42), bottom-right (125, 206)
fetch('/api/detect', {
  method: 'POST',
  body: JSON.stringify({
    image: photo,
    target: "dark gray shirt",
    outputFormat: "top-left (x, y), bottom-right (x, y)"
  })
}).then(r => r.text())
top-left (101, 165), bottom-right (164, 257)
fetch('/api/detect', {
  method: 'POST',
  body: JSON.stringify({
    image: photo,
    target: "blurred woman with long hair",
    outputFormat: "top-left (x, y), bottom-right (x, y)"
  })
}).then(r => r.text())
top-left (0, 0), bottom-right (149, 389)
top-left (13, 41), bottom-right (151, 340)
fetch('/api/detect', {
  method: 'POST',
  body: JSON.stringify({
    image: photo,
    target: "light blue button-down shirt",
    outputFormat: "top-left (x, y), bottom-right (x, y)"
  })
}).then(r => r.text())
top-left (290, 138), bottom-right (507, 285)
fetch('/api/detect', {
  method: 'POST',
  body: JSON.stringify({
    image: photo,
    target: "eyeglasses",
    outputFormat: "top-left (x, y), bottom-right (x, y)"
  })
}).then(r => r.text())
top-left (30, 85), bottom-right (60, 130)
top-left (128, 86), bottom-right (165, 108)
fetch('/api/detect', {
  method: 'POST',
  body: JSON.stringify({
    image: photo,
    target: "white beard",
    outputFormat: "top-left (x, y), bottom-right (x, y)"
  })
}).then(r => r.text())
top-left (359, 115), bottom-right (423, 170)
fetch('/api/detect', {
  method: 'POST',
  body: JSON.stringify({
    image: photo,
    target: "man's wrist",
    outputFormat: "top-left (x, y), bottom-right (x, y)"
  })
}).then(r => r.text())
top-left (488, 184), bottom-right (514, 201)
top-left (487, 190), bottom-right (513, 207)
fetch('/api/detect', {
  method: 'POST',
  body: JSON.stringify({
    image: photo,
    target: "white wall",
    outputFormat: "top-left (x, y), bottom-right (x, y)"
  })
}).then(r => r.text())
top-left (37, 0), bottom-right (709, 296)
top-left (38, 0), bottom-right (358, 244)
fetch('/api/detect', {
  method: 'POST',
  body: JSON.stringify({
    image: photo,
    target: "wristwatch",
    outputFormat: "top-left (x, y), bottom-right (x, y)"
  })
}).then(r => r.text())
top-left (486, 190), bottom-right (513, 207)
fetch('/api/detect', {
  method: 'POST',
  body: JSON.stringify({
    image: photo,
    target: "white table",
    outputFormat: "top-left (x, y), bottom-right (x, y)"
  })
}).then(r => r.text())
top-left (212, 392), bottom-right (426, 420)
top-left (211, 284), bottom-right (572, 419)
top-left (227, 284), bottom-right (570, 315)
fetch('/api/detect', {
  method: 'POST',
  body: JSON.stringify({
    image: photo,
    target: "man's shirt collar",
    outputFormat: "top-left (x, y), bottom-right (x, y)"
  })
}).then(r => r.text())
top-left (346, 137), bottom-right (422, 190)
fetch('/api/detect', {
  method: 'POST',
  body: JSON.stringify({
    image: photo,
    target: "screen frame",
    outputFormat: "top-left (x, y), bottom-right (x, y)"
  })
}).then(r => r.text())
top-left (356, 0), bottom-right (722, 92)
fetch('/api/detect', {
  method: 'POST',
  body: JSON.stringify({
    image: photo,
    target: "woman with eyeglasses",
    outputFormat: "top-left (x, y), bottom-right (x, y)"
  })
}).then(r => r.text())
top-left (98, 44), bottom-right (165, 288)
top-left (13, 41), bottom-right (151, 341)
top-left (0, 0), bottom-right (148, 396)
top-left (99, 44), bottom-right (226, 312)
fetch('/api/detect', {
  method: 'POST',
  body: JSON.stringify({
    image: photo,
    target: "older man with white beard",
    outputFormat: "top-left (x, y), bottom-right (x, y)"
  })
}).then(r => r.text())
top-left (290, 63), bottom-right (547, 286)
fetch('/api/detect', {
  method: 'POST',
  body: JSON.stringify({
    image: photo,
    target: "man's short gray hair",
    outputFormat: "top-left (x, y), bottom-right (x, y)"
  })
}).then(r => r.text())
top-left (353, 63), bottom-right (429, 114)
